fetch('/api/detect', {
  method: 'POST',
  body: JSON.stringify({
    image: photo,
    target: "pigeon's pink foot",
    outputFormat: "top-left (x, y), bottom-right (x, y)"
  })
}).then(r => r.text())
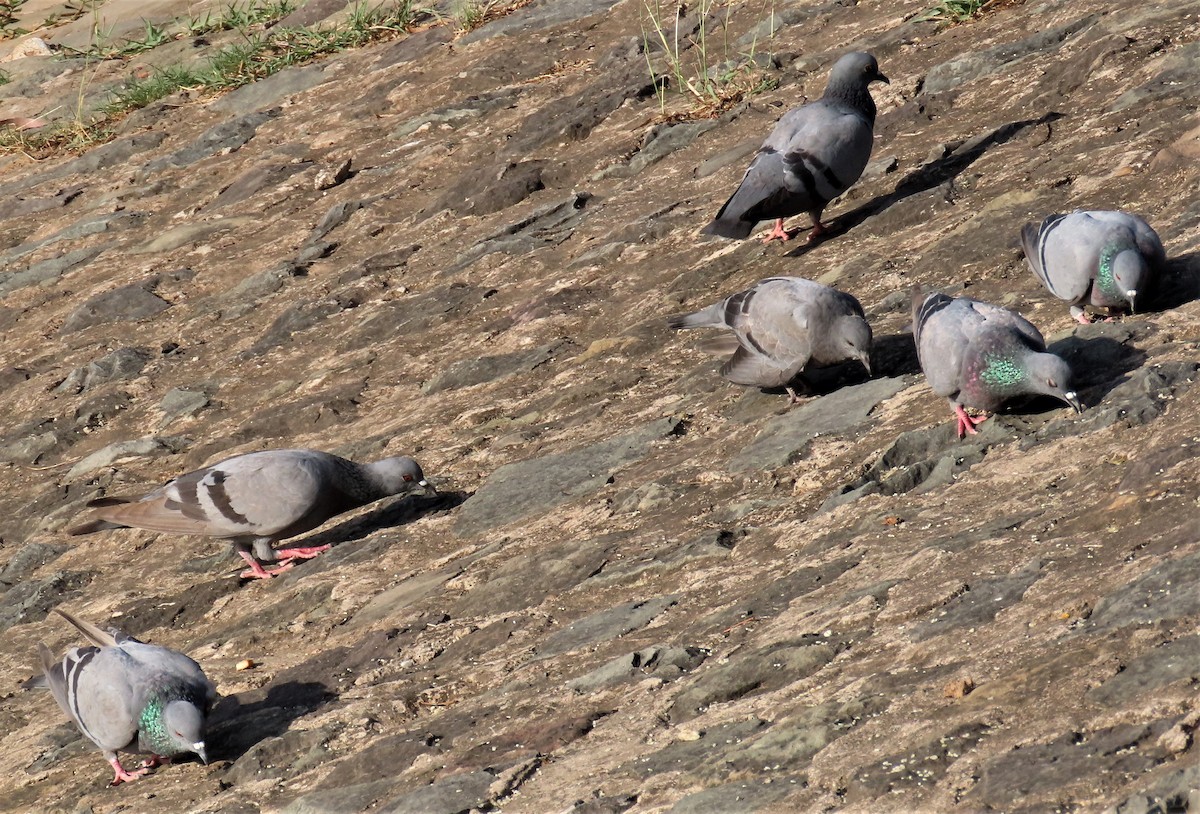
top-left (1074, 311), bottom-right (1093, 325)
top-left (275, 544), bottom-right (332, 562)
top-left (761, 218), bottom-right (793, 243)
top-left (807, 220), bottom-right (828, 242)
top-left (108, 757), bottom-right (151, 786)
top-left (953, 404), bottom-right (987, 438)
top-left (237, 551), bottom-right (296, 580)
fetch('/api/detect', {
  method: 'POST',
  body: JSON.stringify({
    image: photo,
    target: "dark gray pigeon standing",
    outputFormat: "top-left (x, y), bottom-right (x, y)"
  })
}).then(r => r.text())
top-left (36, 607), bottom-right (216, 786)
top-left (668, 276), bottom-right (872, 401)
top-left (69, 448), bottom-right (432, 579)
top-left (912, 290), bottom-right (1082, 437)
top-left (1021, 209), bottom-right (1165, 323)
top-left (701, 51), bottom-right (889, 243)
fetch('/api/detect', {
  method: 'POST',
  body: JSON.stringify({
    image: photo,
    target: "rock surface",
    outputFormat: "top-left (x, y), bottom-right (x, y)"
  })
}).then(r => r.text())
top-left (2, 0), bottom-right (1200, 812)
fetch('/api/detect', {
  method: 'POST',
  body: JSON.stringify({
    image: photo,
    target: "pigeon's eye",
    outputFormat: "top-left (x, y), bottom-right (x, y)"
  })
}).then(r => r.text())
top-left (402, 474), bottom-right (413, 482)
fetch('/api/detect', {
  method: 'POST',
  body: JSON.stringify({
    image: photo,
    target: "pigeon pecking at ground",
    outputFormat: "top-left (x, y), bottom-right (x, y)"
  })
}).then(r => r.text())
top-left (668, 276), bottom-right (873, 402)
top-left (912, 290), bottom-right (1083, 438)
top-left (701, 50), bottom-right (889, 243)
top-left (1020, 209), bottom-right (1166, 323)
top-left (69, 448), bottom-right (432, 579)
top-left (34, 607), bottom-right (217, 786)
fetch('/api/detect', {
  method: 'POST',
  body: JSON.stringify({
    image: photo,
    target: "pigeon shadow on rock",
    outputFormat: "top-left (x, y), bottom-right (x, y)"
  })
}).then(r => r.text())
top-left (784, 112), bottom-right (1067, 258)
top-left (872, 331), bottom-right (920, 378)
top-left (207, 680), bottom-right (335, 762)
top-left (1047, 332), bottom-right (1148, 405)
top-left (278, 491), bottom-right (464, 554)
top-left (1147, 252), bottom-right (1200, 312)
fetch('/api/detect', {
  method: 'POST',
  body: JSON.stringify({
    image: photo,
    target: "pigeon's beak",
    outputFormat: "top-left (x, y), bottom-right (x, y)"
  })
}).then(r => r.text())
top-left (875, 70), bottom-right (890, 85)
top-left (859, 352), bottom-right (873, 377)
top-left (418, 478), bottom-right (436, 496)
top-left (193, 742), bottom-right (208, 765)
top-left (1127, 290), bottom-right (1138, 314)
top-left (1063, 391), bottom-right (1083, 414)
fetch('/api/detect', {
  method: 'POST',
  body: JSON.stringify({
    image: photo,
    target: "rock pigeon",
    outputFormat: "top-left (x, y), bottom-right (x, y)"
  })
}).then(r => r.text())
top-left (701, 51), bottom-right (889, 243)
top-left (668, 276), bottom-right (873, 401)
top-left (36, 607), bottom-right (216, 786)
top-left (1020, 209), bottom-right (1165, 323)
top-left (69, 448), bottom-right (432, 579)
top-left (912, 290), bottom-right (1082, 437)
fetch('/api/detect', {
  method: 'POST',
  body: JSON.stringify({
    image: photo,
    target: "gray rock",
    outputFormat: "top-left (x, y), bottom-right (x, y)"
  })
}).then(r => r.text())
top-left (141, 109), bottom-right (281, 176)
top-left (1103, 765), bottom-right (1200, 814)
top-left (53, 347), bottom-right (152, 394)
top-left (729, 376), bottom-right (906, 471)
top-left (1089, 634), bottom-right (1200, 705)
top-left (66, 436), bottom-right (184, 479)
top-left (0, 429), bottom-right (60, 465)
top-left (669, 779), bottom-right (800, 813)
top-left (207, 162), bottom-right (314, 210)
top-left (911, 558), bottom-right (1043, 640)
top-left (971, 720), bottom-right (1174, 808)
top-left (0, 246), bottom-right (106, 296)
top-left (597, 120), bottom-right (718, 180)
top-left (159, 387), bottom-right (211, 425)
top-left (225, 726), bottom-right (336, 784)
top-left (58, 283), bottom-right (170, 334)
top-left (1091, 548), bottom-right (1200, 629)
top-left (922, 15), bottom-right (1097, 94)
top-left (846, 722), bottom-right (990, 802)
top-left (668, 636), bottom-right (847, 722)
top-left (211, 65), bottom-right (327, 113)
top-left (456, 536), bottom-right (618, 617)
top-left (627, 718), bottom-right (770, 779)
top-left (0, 570), bottom-right (94, 635)
top-left (423, 340), bottom-right (576, 394)
top-left (281, 779), bottom-right (395, 814)
top-left (0, 542), bottom-right (70, 591)
top-left (456, 416), bottom-right (682, 536)
top-left (459, 0), bottom-right (623, 43)
top-left (130, 218), bottom-right (255, 254)
top-left (568, 644), bottom-right (708, 692)
top-left (0, 213), bottom-right (141, 266)
top-left (538, 595), bottom-right (679, 659)
top-left (377, 769), bottom-right (496, 813)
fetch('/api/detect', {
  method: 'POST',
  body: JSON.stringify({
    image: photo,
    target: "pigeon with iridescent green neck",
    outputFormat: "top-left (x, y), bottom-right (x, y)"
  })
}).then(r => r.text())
top-left (1021, 209), bottom-right (1165, 324)
top-left (35, 608), bottom-right (216, 786)
top-left (912, 290), bottom-right (1082, 437)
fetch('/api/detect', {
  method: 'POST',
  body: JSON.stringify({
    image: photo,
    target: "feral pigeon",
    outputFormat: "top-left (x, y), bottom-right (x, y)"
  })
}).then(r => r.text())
top-left (1021, 209), bottom-right (1165, 323)
top-left (36, 607), bottom-right (216, 786)
top-left (668, 276), bottom-right (872, 401)
top-left (702, 51), bottom-right (889, 243)
top-left (912, 289), bottom-right (1082, 437)
top-left (69, 448), bottom-right (432, 579)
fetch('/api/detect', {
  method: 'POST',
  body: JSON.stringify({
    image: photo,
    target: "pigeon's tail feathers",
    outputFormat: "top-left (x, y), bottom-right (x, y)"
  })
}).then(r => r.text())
top-left (21, 671), bottom-right (48, 690)
top-left (701, 215), bottom-right (755, 240)
top-left (696, 334), bottom-right (742, 355)
top-left (86, 496), bottom-right (134, 509)
top-left (667, 304), bottom-right (724, 331)
top-left (53, 608), bottom-right (119, 648)
top-left (67, 518), bottom-right (127, 536)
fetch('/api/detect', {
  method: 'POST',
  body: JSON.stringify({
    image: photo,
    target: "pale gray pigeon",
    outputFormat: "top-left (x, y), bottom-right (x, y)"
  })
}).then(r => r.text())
top-left (912, 289), bottom-right (1082, 437)
top-left (36, 607), bottom-right (216, 786)
top-left (69, 448), bottom-right (432, 579)
top-left (1021, 209), bottom-right (1165, 323)
top-left (702, 51), bottom-right (889, 243)
top-left (668, 276), bottom-right (872, 401)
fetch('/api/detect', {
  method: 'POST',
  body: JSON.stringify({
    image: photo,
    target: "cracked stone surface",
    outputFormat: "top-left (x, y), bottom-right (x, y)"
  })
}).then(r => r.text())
top-left (2, 0), bottom-right (1200, 811)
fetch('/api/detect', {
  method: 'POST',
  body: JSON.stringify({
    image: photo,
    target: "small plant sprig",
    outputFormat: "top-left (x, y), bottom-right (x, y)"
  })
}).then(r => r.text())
top-left (1, 0), bottom-right (28, 38)
top-left (640, 0), bottom-right (778, 119)
top-left (912, 0), bottom-right (994, 25)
